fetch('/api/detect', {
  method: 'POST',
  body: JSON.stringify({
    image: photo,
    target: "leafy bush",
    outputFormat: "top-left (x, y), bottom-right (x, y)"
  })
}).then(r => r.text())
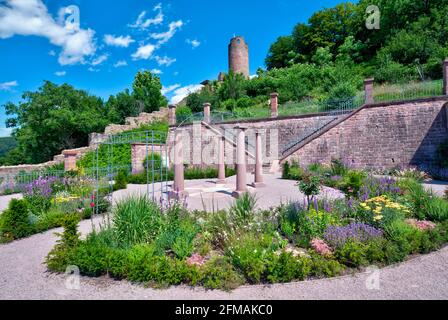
top-left (0, 199), bottom-right (32, 240)
top-left (175, 105), bottom-right (193, 123)
top-left (113, 196), bottom-right (163, 248)
top-left (226, 232), bottom-right (281, 283)
top-left (282, 161), bottom-right (305, 180)
top-left (200, 257), bottom-right (245, 291)
top-left (155, 219), bottom-right (199, 259)
top-left (338, 170), bottom-right (366, 197)
top-left (335, 241), bottom-right (369, 268)
top-left (113, 170), bottom-right (128, 191)
top-left (266, 252), bottom-right (312, 283)
top-left (46, 214), bottom-right (80, 272)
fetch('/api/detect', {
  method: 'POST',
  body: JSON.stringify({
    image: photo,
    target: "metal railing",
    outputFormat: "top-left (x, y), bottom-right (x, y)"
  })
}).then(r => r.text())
top-left (280, 96), bottom-right (366, 157)
top-left (373, 79), bottom-right (443, 103)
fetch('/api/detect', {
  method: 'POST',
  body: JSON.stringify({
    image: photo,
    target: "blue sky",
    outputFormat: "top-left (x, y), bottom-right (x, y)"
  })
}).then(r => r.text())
top-left (0, 0), bottom-right (345, 137)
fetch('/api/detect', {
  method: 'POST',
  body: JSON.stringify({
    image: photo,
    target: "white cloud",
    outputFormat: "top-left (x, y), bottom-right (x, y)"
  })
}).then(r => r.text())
top-left (154, 55), bottom-right (176, 66)
top-left (0, 80), bottom-right (18, 91)
top-left (170, 84), bottom-right (203, 104)
top-left (0, 127), bottom-right (13, 137)
top-left (91, 54), bottom-right (108, 66)
top-left (131, 43), bottom-right (156, 60)
top-left (150, 20), bottom-right (183, 44)
top-left (55, 71), bottom-right (66, 76)
top-left (0, 0), bottom-right (96, 65)
top-left (113, 60), bottom-right (128, 68)
top-left (88, 67), bottom-right (99, 72)
top-left (161, 84), bottom-right (181, 95)
top-left (186, 39), bottom-right (201, 48)
top-left (104, 34), bottom-right (135, 47)
top-left (151, 69), bottom-right (163, 75)
top-left (129, 3), bottom-right (164, 30)
top-left (48, 50), bottom-right (56, 56)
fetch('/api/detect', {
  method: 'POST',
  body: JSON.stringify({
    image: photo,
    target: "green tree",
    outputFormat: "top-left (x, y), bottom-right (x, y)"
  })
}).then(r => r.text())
top-left (3, 81), bottom-right (109, 164)
top-left (265, 36), bottom-right (296, 69)
top-left (106, 89), bottom-right (139, 124)
top-left (218, 72), bottom-right (246, 101)
top-left (132, 70), bottom-right (167, 113)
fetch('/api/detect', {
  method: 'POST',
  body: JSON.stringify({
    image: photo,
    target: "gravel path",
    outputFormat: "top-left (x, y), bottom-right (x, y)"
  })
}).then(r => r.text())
top-left (1, 216), bottom-right (448, 300)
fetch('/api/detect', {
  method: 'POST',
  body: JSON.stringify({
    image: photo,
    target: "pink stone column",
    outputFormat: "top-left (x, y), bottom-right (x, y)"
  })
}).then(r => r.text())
top-left (232, 126), bottom-right (248, 198)
top-left (203, 102), bottom-right (211, 123)
top-left (217, 136), bottom-right (226, 184)
top-left (364, 78), bottom-right (374, 104)
top-left (270, 93), bottom-right (278, 118)
top-left (168, 104), bottom-right (176, 126)
top-left (170, 131), bottom-right (188, 199)
top-left (252, 130), bottom-right (265, 188)
top-left (443, 59), bottom-right (448, 95)
top-left (62, 150), bottom-right (78, 172)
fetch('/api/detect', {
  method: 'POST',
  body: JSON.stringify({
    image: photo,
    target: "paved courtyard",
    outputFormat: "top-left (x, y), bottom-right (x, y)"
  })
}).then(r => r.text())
top-left (112, 172), bottom-right (345, 211)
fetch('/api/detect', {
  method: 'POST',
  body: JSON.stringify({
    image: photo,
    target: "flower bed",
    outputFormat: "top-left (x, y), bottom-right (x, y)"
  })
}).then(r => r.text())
top-left (45, 169), bottom-right (448, 290)
top-left (0, 175), bottom-right (109, 243)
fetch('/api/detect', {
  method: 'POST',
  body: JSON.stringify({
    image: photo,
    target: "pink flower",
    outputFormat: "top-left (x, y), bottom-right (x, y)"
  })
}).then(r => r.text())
top-left (186, 254), bottom-right (206, 267)
top-left (90, 202), bottom-right (95, 208)
top-left (406, 219), bottom-right (436, 231)
top-left (311, 238), bottom-right (333, 256)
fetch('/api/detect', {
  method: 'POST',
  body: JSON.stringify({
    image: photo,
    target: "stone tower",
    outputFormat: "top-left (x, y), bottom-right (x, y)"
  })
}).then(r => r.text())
top-left (228, 36), bottom-right (249, 78)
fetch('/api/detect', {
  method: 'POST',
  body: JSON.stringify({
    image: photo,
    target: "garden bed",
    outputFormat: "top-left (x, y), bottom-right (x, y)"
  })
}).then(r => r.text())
top-left (44, 161), bottom-right (448, 290)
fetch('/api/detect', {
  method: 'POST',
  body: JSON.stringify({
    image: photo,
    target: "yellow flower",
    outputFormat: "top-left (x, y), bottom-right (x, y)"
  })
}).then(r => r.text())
top-left (374, 215), bottom-right (383, 221)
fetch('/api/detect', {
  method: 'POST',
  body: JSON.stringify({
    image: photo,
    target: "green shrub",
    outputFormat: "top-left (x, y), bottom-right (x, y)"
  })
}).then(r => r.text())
top-left (200, 257), bottom-right (245, 291)
top-left (0, 199), bottom-right (32, 240)
top-left (339, 170), bottom-right (366, 197)
top-left (176, 105), bottom-right (193, 123)
top-left (113, 170), bottom-right (128, 191)
top-left (35, 208), bottom-right (66, 232)
top-left (330, 158), bottom-right (348, 176)
top-left (226, 233), bottom-right (278, 283)
top-left (46, 214), bottom-right (80, 272)
top-left (284, 162), bottom-right (305, 181)
top-left (113, 196), bottom-right (163, 248)
top-left (335, 241), bottom-right (369, 268)
top-left (155, 219), bottom-right (198, 259)
top-left (425, 197), bottom-right (448, 222)
top-left (309, 253), bottom-right (344, 278)
top-left (266, 252), bottom-right (312, 283)
top-left (296, 209), bottom-right (339, 246)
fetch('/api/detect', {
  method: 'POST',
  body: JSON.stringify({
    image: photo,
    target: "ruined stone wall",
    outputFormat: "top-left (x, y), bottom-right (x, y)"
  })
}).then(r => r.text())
top-left (285, 99), bottom-right (448, 169)
top-left (0, 108), bottom-right (169, 176)
top-left (174, 98), bottom-right (448, 170)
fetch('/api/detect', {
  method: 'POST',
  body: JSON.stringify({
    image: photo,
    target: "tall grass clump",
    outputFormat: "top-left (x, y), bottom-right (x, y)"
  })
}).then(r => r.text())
top-left (113, 196), bottom-right (163, 248)
top-left (230, 193), bottom-right (257, 225)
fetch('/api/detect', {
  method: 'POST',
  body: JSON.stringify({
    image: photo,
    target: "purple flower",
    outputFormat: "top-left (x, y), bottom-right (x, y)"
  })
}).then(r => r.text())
top-left (324, 222), bottom-right (383, 248)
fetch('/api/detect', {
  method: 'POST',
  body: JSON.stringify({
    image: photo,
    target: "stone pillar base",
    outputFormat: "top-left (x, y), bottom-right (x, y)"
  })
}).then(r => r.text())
top-left (232, 190), bottom-right (248, 199)
top-left (216, 179), bottom-right (227, 185)
top-left (168, 190), bottom-right (189, 201)
top-left (251, 182), bottom-right (266, 188)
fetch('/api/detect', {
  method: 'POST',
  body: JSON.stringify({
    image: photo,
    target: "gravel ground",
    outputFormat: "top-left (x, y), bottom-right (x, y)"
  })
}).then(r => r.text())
top-left (1, 214), bottom-right (448, 300)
